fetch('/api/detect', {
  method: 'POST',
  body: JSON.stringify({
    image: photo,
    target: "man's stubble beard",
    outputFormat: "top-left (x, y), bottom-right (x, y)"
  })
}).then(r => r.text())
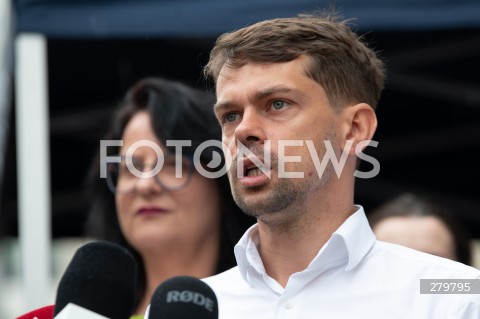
top-left (231, 173), bottom-right (308, 226)
top-left (229, 135), bottom-right (336, 226)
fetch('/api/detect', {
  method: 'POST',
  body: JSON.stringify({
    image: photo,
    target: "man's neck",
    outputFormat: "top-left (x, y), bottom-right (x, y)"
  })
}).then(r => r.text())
top-left (257, 196), bottom-right (355, 287)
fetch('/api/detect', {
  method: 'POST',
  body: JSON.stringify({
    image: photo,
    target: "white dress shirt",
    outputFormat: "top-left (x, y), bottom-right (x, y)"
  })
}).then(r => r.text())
top-left (203, 206), bottom-right (480, 319)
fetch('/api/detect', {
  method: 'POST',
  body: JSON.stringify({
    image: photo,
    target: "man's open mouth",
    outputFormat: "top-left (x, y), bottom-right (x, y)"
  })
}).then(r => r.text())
top-left (245, 166), bottom-right (263, 177)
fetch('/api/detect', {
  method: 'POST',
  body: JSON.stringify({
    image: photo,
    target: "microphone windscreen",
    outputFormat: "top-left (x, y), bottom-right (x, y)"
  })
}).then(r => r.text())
top-left (54, 241), bottom-right (137, 319)
top-left (149, 276), bottom-right (218, 319)
top-left (16, 305), bottom-right (55, 319)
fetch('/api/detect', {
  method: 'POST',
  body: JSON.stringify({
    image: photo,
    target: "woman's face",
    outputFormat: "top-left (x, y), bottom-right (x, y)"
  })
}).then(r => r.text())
top-left (115, 111), bottom-right (222, 254)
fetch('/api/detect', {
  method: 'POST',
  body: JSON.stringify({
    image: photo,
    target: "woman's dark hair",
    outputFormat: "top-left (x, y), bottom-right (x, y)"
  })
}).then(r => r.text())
top-left (85, 77), bottom-right (254, 309)
top-left (368, 193), bottom-right (471, 266)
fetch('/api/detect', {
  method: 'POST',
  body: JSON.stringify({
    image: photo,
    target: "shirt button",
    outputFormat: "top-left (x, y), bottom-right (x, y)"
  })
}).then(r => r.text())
top-left (283, 299), bottom-right (294, 310)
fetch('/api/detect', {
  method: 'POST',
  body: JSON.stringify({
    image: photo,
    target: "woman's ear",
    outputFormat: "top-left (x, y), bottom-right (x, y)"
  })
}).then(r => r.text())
top-left (339, 103), bottom-right (377, 155)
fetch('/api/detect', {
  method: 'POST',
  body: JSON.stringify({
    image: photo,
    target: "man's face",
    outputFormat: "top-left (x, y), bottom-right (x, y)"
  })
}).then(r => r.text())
top-left (213, 56), bottom-right (341, 223)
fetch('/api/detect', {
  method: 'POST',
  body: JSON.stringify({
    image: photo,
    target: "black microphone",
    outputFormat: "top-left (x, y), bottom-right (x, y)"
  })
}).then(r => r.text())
top-left (149, 276), bottom-right (218, 319)
top-left (54, 241), bottom-right (137, 319)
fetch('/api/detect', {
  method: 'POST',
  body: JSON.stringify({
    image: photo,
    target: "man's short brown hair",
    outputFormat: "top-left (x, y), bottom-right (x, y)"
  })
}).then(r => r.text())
top-left (204, 12), bottom-right (385, 110)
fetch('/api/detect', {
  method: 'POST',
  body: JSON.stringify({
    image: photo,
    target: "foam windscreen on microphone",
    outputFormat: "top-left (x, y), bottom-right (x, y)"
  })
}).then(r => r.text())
top-left (54, 241), bottom-right (137, 319)
top-left (149, 276), bottom-right (218, 319)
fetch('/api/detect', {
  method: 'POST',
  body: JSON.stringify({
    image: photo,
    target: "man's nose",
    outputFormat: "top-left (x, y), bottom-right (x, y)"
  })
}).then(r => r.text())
top-left (233, 109), bottom-right (267, 146)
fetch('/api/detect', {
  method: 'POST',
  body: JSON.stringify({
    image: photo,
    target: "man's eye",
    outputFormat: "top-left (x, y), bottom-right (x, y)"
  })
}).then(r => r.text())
top-left (224, 113), bottom-right (239, 123)
top-left (271, 100), bottom-right (286, 110)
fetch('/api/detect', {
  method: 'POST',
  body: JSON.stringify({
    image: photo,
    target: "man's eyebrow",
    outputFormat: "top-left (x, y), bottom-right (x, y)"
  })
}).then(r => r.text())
top-left (213, 85), bottom-right (305, 113)
top-left (254, 85), bottom-right (301, 100)
top-left (213, 100), bottom-right (235, 114)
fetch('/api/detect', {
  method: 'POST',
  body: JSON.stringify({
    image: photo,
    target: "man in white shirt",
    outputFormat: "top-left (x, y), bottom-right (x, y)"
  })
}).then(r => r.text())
top-left (201, 12), bottom-right (480, 319)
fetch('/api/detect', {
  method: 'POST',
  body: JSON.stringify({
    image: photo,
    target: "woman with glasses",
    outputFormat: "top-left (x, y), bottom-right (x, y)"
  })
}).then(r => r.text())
top-left (85, 77), bottom-right (254, 318)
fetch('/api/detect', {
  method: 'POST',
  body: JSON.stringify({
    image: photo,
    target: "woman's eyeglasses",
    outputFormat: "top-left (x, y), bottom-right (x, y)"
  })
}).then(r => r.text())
top-left (105, 154), bottom-right (193, 194)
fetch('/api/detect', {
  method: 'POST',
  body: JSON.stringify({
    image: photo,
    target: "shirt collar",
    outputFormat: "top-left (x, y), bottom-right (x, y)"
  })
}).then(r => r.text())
top-left (328, 205), bottom-right (376, 271)
top-left (234, 205), bottom-right (376, 285)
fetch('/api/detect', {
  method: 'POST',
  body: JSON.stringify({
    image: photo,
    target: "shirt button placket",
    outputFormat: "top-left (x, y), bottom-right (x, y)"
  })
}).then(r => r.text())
top-left (275, 298), bottom-right (295, 319)
top-left (283, 299), bottom-right (293, 310)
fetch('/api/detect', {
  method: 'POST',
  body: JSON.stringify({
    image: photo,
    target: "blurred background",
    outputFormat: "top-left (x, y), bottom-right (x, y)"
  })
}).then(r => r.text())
top-left (1, 0), bottom-right (479, 317)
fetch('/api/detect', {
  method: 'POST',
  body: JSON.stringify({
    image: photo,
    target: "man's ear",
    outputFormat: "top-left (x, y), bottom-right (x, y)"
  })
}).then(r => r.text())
top-left (339, 103), bottom-right (377, 155)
